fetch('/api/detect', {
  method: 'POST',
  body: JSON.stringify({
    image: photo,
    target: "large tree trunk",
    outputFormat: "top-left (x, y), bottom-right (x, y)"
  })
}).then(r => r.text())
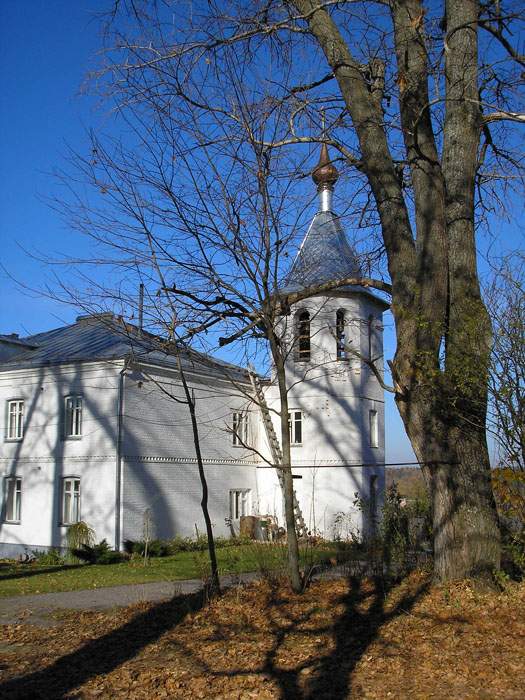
top-left (397, 390), bottom-right (500, 581)
top-left (294, 0), bottom-right (501, 581)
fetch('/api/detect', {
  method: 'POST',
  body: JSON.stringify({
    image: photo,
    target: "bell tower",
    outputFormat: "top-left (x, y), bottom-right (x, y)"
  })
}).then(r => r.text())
top-left (258, 144), bottom-right (388, 539)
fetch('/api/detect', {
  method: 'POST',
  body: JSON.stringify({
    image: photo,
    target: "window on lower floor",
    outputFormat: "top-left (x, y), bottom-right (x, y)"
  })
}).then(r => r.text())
top-left (4, 477), bottom-right (21, 523)
top-left (288, 410), bottom-right (303, 445)
top-left (230, 489), bottom-right (251, 520)
top-left (64, 395), bottom-right (82, 438)
top-left (232, 411), bottom-right (249, 446)
top-left (62, 477), bottom-right (81, 524)
top-left (6, 400), bottom-right (24, 440)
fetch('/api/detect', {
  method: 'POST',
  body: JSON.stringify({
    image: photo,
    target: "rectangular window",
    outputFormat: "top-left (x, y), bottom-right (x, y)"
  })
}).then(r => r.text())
top-left (64, 396), bottom-right (82, 438)
top-left (369, 409), bottom-right (379, 448)
top-left (232, 411), bottom-right (249, 446)
top-left (6, 400), bottom-right (24, 440)
top-left (62, 478), bottom-right (81, 524)
top-left (4, 477), bottom-right (22, 523)
top-left (288, 410), bottom-right (303, 445)
top-left (229, 489), bottom-right (251, 520)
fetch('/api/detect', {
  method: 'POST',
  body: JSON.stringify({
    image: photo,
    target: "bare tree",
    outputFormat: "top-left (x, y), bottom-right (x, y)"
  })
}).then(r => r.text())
top-left (486, 254), bottom-right (525, 472)
top-left (55, 0), bottom-right (525, 583)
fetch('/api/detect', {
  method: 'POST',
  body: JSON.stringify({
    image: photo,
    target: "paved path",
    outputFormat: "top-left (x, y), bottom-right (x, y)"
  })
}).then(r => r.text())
top-left (0, 572), bottom-right (259, 626)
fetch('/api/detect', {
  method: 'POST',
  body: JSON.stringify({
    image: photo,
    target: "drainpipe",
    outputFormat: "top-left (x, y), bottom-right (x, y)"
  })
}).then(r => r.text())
top-left (114, 358), bottom-right (128, 550)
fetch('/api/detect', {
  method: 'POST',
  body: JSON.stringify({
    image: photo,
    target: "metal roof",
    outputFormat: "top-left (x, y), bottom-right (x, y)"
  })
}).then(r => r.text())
top-left (0, 315), bottom-right (248, 380)
top-left (282, 210), bottom-right (362, 293)
top-left (281, 210), bottom-right (389, 309)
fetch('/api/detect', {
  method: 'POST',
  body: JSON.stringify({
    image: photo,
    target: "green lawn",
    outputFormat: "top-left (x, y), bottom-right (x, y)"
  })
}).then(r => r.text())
top-left (0, 543), bottom-right (341, 598)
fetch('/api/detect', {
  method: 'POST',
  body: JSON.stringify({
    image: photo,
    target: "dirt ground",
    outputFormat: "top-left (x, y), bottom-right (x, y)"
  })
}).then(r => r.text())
top-left (1, 571), bottom-right (524, 699)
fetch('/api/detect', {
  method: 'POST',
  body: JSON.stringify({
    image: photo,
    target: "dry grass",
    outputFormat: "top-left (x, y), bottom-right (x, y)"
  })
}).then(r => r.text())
top-left (1, 571), bottom-right (524, 699)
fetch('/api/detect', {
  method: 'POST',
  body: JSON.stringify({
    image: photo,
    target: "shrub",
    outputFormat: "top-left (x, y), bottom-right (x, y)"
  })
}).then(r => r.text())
top-left (123, 534), bottom-right (252, 557)
top-left (66, 521), bottom-right (95, 559)
top-left (492, 468), bottom-right (525, 581)
top-left (31, 548), bottom-right (66, 566)
top-left (123, 539), bottom-right (170, 557)
top-left (73, 539), bottom-right (124, 565)
top-left (168, 534), bottom-right (243, 554)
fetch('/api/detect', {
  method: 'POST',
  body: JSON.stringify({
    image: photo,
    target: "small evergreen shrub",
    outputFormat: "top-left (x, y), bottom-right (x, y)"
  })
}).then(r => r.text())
top-left (123, 539), bottom-right (170, 557)
top-left (73, 539), bottom-right (124, 565)
top-left (122, 534), bottom-right (251, 557)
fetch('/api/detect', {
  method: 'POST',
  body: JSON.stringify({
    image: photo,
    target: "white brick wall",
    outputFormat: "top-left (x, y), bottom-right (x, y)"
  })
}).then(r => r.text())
top-left (0, 362), bottom-right (121, 555)
top-left (0, 289), bottom-right (386, 556)
top-left (120, 366), bottom-right (258, 543)
top-left (259, 292), bottom-right (386, 538)
top-left (122, 460), bottom-right (257, 541)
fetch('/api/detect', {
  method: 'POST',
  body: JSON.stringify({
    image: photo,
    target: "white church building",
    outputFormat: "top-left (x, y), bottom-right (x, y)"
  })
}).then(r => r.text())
top-left (0, 147), bottom-right (387, 557)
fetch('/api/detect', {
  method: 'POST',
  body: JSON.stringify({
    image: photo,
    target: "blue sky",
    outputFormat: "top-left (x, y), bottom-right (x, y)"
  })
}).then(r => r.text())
top-left (0, 1), bottom-right (103, 333)
top-left (1, 1), bottom-right (522, 465)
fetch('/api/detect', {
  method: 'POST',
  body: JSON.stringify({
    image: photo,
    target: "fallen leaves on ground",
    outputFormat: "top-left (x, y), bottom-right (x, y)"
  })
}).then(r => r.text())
top-left (1, 571), bottom-right (524, 699)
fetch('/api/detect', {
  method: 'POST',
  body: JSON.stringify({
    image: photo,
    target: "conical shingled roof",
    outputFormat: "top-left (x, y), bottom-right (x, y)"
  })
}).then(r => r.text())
top-left (281, 210), bottom-right (363, 294)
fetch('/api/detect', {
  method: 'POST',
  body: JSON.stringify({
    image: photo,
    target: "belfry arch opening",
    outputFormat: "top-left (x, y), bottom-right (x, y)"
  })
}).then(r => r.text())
top-left (295, 310), bottom-right (311, 362)
top-left (336, 308), bottom-right (347, 360)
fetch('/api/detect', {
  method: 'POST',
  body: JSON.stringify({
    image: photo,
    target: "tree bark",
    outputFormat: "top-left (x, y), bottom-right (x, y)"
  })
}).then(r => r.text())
top-left (178, 368), bottom-right (221, 596)
top-left (293, 0), bottom-right (501, 581)
top-left (269, 330), bottom-right (303, 593)
top-left (396, 388), bottom-right (500, 581)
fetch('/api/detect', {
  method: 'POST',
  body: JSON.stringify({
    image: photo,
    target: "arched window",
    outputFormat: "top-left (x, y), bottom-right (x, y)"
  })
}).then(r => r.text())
top-left (296, 310), bottom-right (310, 361)
top-left (336, 309), bottom-right (346, 360)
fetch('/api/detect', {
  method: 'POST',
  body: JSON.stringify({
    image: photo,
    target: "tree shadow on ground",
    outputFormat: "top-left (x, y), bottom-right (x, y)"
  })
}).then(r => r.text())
top-left (148, 574), bottom-right (430, 700)
top-left (243, 574), bottom-right (429, 700)
top-left (0, 590), bottom-right (206, 700)
top-left (0, 564), bottom-right (86, 582)
top-left (0, 574), bottom-right (430, 700)
top-left (302, 575), bottom-right (429, 700)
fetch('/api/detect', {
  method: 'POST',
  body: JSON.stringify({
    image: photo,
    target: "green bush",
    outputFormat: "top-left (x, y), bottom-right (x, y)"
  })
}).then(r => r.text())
top-left (31, 548), bottom-right (66, 566)
top-left (66, 521), bottom-right (95, 560)
top-left (123, 539), bottom-right (170, 557)
top-left (73, 539), bottom-right (124, 565)
top-left (122, 534), bottom-right (252, 558)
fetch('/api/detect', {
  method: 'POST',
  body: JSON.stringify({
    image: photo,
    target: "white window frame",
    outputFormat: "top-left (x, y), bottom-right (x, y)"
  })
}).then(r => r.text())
top-left (4, 476), bottom-right (22, 523)
top-left (64, 395), bottom-right (83, 438)
top-left (232, 411), bottom-right (249, 447)
top-left (62, 477), bottom-right (81, 525)
top-left (229, 489), bottom-right (251, 520)
top-left (6, 399), bottom-right (24, 441)
top-left (369, 409), bottom-right (379, 448)
top-left (288, 410), bottom-right (303, 445)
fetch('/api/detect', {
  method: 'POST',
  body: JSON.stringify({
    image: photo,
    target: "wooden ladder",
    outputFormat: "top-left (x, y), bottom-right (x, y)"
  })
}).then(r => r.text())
top-left (249, 369), bottom-right (307, 537)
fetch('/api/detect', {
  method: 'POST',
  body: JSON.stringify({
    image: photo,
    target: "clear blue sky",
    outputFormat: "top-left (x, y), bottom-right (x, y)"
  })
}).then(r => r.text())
top-left (1, 2), bottom-right (522, 465)
top-left (0, 1), bottom-right (104, 333)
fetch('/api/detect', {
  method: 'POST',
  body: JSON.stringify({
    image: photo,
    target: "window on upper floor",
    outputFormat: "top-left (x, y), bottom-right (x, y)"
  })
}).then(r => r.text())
top-left (6, 400), bottom-right (24, 441)
top-left (232, 411), bottom-right (249, 446)
top-left (62, 477), bottom-right (81, 525)
top-left (4, 477), bottom-right (22, 523)
top-left (288, 410), bottom-right (303, 445)
top-left (229, 489), bottom-right (251, 520)
top-left (336, 309), bottom-right (347, 360)
top-left (64, 396), bottom-right (83, 438)
top-left (295, 310), bottom-right (311, 362)
top-left (369, 409), bottom-right (379, 448)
